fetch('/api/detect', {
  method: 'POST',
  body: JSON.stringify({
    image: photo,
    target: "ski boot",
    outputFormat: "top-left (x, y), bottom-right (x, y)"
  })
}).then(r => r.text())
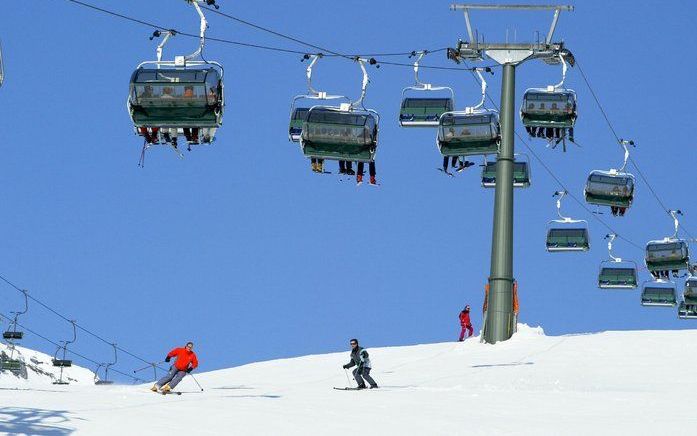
top-left (160, 383), bottom-right (172, 394)
top-left (150, 384), bottom-right (159, 392)
top-left (369, 176), bottom-right (377, 186)
top-left (356, 174), bottom-right (363, 185)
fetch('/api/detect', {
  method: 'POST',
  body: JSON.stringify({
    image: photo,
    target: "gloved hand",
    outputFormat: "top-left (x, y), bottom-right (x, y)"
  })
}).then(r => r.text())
top-left (342, 364), bottom-right (350, 369)
top-left (186, 368), bottom-right (193, 373)
top-left (165, 357), bottom-right (171, 363)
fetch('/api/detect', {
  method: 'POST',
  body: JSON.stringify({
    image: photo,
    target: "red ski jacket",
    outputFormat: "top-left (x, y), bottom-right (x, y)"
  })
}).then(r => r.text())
top-left (167, 347), bottom-right (199, 371)
top-left (459, 311), bottom-right (471, 326)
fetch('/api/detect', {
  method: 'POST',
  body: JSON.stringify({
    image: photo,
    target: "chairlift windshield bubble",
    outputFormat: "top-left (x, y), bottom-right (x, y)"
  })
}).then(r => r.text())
top-left (127, 1), bottom-right (224, 163)
top-left (545, 191), bottom-right (590, 252)
top-left (678, 276), bottom-right (697, 319)
top-left (645, 210), bottom-right (690, 279)
top-left (598, 234), bottom-right (638, 289)
top-left (399, 51), bottom-right (455, 127)
top-left (584, 140), bottom-right (636, 215)
top-left (521, 53), bottom-right (578, 151)
top-left (437, 68), bottom-right (500, 157)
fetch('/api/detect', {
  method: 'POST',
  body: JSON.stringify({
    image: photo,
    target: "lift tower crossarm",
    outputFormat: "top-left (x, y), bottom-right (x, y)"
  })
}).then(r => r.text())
top-left (449, 4), bottom-right (573, 61)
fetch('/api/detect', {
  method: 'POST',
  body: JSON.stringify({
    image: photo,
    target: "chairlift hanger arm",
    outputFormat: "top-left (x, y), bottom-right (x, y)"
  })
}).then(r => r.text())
top-left (185, 0), bottom-right (215, 61)
top-left (670, 210), bottom-right (683, 240)
top-left (351, 57), bottom-right (374, 110)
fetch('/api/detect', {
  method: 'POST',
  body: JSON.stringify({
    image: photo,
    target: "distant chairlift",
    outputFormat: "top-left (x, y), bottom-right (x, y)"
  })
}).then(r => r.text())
top-left (0, 39), bottom-right (4, 87)
top-left (127, 1), bottom-right (225, 164)
top-left (94, 343), bottom-right (118, 385)
top-left (641, 279), bottom-right (677, 307)
top-left (3, 289), bottom-right (28, 341)
top-left (678, 276), bottom-right (697, 319)
top-left (288, 54), bottom-right (350, 142)
top-left (598, 234), bottom-right (638, 289)
top-left (645, 210), bottom-right (690, 279)
top-left (584, 139), bottom-right (636, 216)
top-left (545, 190), bottom-right (590, 252)
top-left (399, 51), bottom-right (454, 127)
top-left (520, 52), bottom-right (578, 151)
top-left (53, 320), bottom-right (77, 385)
top-left (300, 58), bottom-right (380, 163)
top-left (481, 154), bottom-right (531, 188)
top-left (437, 68), bottom-right (500, 157)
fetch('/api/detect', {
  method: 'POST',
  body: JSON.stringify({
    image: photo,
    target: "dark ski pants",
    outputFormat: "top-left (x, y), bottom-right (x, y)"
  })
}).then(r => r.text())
top-left (157, 366), bottom-right (187, 389)
top-left (357, 162), bottom-right (376, 177)
top-left (459, 324), bottom-right (474, 341)
top-left (353, 367), bottom-right (377, 388)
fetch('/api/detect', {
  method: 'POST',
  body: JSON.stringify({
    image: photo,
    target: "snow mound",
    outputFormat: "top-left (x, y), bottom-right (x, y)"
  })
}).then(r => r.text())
top-left (0, 342), bottom-right (95, 387)
top-left (0, 326), bottom-right (695, 435)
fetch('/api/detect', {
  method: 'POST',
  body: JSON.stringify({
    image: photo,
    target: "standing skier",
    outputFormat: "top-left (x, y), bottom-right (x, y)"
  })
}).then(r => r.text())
top-left (151, 341), bottom-right (198, 393)
top-left (342, 339), bottom-right (378, 389)
top-left (459, 305), bottom-right (473, 341)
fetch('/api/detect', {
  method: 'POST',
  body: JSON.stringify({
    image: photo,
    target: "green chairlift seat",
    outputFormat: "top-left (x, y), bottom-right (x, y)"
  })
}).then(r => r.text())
top-left (400, 97), bottom-right (454, 127)
top-left (645, 240), bottom-right (690, 274)
top-left (584, 171), bottom-right (635, 208)
top-left (301, 107), bottom-right (378, 162)
top-left (482, 160), bottom-right (530, 188)
top-left (128, 67), bottom-right (224, 128)
top-left (521, 89), bottom-right (577, 129)
top-left (1, 358), bottom-right (22, 373)
top-left (598, 266), bottom-right (638, 289)
top-left (2, 331), bottom-right (23, 340)
top-left (52, 359), bottom-right (72, 368)
top-left (437, 111), bottom-right (500, 157)
top-left (641, 281), bottom-right (677, 307)
top-left (546, 227), bottom-right (590, 252)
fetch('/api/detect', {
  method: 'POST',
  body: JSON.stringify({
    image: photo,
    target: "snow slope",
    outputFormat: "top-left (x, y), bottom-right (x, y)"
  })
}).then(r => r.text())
top-left (0, 342), bottom-right (95, 387)
top-left (1, 325), bottom-right (695, 435)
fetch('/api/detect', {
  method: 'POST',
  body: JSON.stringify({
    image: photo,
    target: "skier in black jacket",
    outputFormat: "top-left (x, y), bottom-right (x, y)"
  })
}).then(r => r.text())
top-left (342, 338), bottom-right (378, 389)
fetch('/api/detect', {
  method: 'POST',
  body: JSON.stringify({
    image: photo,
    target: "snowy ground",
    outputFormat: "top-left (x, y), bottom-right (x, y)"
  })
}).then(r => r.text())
top-left (1, 325), bottom-right (695, 435)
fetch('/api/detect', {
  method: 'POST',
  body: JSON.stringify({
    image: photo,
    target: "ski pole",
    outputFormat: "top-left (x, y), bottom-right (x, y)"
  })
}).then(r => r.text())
top-left (189, 373), bottom-right (204, 392)
top-left (344, 368), bottom-right (352, 387)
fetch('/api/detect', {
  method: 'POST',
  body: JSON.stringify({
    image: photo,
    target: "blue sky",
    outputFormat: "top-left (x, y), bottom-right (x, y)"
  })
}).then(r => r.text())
top-left (1, 0), bottom-right (695, 380)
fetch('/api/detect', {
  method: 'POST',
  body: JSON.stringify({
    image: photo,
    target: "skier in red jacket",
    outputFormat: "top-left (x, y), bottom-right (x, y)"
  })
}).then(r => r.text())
top-left (151, 342), bottom-right (199, 393)
top-left (459, 305), bottom-right (473, 341)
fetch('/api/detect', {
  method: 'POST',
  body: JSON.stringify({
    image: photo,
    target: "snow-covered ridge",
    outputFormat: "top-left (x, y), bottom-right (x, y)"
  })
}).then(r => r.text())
top-left (0, 342), bottom-right (95, 386)
top-left (0, 324), bottom-right (695, 435)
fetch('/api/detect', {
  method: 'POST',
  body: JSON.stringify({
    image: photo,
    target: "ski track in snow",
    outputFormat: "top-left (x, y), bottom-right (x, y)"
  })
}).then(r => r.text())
top-left (1, 324), bottom-right (696, 435)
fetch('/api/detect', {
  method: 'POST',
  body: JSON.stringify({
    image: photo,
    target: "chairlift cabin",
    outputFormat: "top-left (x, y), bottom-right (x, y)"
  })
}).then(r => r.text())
top-left (301, 106), bottom-right (379, 162)
top-left (128, 2), bottom-right (225, 154)
top-left (545, 191), bottom-right (590, 252)
top-left (437, 110), bottom-right (500, 157)
top-left (645, 240), bottom-right (690, 276)
top-left (641, 280), bottom-right (677, 307)
top-left (128, 66), bottom-right (224, 138)
top-left (481, 156), bottom-right (531, 188)
top-left (2, 330), bottom-right (22, 341)
top-left (520, 88), bottom-right (577, 131)
top-left (584, 170), bottom-right (635, 208)
top-left (399, 51), bottom-right (455, 127)
top-left (678, 277), bottom-right (697, 319)
top-left (598, 234), bottom-right (638, 289)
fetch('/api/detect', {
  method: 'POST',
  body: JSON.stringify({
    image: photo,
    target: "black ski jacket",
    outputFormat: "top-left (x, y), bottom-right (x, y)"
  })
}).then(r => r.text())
top-left (345, 346), bottom-right (372, 369)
